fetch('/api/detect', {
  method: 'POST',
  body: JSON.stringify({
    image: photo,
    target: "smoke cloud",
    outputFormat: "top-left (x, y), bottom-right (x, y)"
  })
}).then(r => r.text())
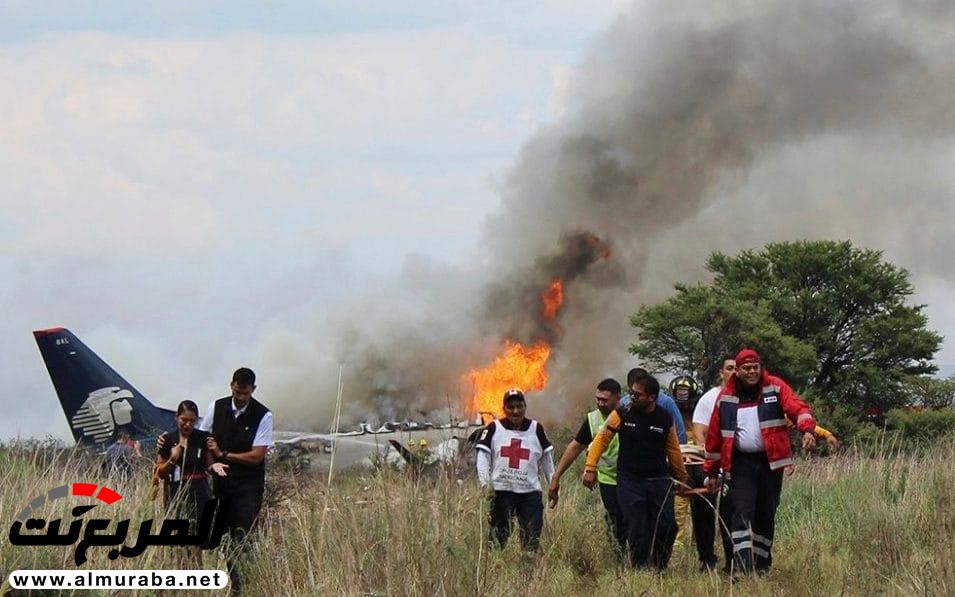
top-left (265, 0), bottom-right (955, 430)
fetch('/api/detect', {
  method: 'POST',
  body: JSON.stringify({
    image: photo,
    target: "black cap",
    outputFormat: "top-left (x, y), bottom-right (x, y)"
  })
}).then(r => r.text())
top-left (502, 388), bottom-right (525, 405)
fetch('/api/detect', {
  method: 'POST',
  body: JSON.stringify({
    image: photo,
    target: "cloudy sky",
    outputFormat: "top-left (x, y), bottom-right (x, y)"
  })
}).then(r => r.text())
top-left (3, 1), bottom-right (954, 442)
top-left (2, 1), bottom-right (632, 440)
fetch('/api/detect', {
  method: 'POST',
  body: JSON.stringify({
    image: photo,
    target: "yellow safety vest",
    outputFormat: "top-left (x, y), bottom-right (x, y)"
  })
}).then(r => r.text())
top-left (588, 409), bottom-right (619, 485)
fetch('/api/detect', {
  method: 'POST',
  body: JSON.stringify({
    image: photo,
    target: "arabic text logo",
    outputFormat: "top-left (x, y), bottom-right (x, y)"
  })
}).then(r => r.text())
top-left (9, 482), bottom-right (228, 565)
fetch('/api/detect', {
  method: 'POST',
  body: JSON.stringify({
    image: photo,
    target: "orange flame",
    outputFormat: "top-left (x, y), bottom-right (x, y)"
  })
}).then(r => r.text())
top-left (542, 279), bottom-right (564, 321)
top-left (466, 278), bottom-right (569, 420)
top-left (466, 341), bottom-right (551, 420)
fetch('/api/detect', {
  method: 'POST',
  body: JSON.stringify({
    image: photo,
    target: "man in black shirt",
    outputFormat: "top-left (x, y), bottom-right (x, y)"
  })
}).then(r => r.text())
top-left (584, 372), bottom-right (688, 569)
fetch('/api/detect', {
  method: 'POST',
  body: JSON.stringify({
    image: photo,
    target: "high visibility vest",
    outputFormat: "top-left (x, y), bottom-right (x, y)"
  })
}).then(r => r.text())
top-left (587, 409), bottom-right (619, 485)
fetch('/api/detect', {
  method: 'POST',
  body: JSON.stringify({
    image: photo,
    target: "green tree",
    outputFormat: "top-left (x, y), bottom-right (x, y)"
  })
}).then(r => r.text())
top-left (631, 240), bottom-right (942, 413)
top-left (629, 284), bottom-right (816, 387)
top-left (904, 375), bottom-right (955, 410)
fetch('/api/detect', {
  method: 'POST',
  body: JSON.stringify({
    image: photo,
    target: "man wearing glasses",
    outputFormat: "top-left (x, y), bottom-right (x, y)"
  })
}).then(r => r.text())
top-left (703, 349), bottom-right (817, 575)
top-left (583, 371), bottom-right (688, 569)
top-left (621, 367), bottom-right (687, 444)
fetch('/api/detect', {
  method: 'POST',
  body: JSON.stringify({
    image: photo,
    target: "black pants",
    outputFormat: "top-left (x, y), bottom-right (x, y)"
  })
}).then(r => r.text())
top-left (167, 478), bottom-right (213, 546)
top-left (686, 465), bottom-right (733, 569)
top-left (489, 490), bottom-right (544, 551)
top-left (687, 464), bottom-right (717, 567)
top-left (617, 476), bottom-right (676, 569)
top-left (718, 485), bottom-right (734, 571)
top-left (214, 478), bottom-right (264, 594)
top-left (598, 482), bottom-right (628, 557)
top-left (213, 479), bottom-right (264, 548)
top-left (727, 451), bottom-right (783, 573)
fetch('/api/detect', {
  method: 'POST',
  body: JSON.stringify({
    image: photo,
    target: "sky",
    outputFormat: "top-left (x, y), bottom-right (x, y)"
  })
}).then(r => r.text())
top-left (3, 1), bottom-right (954, 442)
top-left (1, 1), bottom-right (630, 440)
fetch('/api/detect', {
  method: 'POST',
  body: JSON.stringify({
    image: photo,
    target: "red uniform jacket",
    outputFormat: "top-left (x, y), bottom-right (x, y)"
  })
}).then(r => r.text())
top-left (703, 372), bottom-right (815, 476)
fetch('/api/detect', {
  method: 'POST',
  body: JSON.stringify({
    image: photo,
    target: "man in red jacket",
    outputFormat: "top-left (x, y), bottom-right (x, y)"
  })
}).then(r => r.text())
top-left (703, 348), bottom-right (816, 575)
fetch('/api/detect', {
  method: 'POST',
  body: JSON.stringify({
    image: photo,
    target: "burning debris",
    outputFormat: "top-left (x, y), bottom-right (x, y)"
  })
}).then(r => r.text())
top-left (480, 231), bottom-right (618, 346)
top-left (263, 1), bottom-right (955, 432)
top-left (465, 232), bottom-right (616, 420)
top-left (467, 342), bottom-right (552, 421)
top-left (541, 280), bottom-right (564, 322)
top-left (466, 278), bottom-right (562, 422)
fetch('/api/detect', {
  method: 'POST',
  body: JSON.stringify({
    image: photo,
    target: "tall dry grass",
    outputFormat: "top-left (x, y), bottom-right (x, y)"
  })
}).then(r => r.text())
top-left (1, 437), bottom-right (953, 596)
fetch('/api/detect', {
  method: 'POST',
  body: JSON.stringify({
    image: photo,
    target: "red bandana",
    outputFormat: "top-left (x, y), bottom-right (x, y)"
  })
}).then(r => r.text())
top-left (735, 348), bottom-right (761, 366)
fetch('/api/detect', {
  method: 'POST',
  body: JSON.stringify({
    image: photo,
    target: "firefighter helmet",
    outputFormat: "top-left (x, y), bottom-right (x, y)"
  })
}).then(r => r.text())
top-left (669, 375), bottom-right (702, 405)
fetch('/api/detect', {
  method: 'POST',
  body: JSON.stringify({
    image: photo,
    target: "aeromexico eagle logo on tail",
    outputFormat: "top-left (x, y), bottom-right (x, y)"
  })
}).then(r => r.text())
top-left (71, 387), bottom-right (135, 444)
top-left (33, 327), bottom-right (176, 447)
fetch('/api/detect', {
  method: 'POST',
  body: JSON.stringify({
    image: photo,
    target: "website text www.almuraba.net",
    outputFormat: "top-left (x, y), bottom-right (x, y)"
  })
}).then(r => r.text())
top-left (8, 569), bottom-right (228, 590)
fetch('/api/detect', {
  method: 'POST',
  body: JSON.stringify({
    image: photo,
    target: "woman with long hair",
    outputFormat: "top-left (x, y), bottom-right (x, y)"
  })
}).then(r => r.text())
top-left (156, 400), bottom-right (228, 564)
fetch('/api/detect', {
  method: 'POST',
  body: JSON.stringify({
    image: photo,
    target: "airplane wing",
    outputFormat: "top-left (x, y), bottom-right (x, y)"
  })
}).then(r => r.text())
top-left (35, 327), bottom-right (483, 470)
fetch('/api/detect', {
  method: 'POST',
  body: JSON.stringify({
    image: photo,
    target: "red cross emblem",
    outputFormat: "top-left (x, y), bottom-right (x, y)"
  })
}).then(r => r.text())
top-left (500, 438), bottom-right (531, 468)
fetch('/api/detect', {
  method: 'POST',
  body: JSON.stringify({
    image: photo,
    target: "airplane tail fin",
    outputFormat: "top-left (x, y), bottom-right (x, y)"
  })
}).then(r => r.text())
top-left (33, 327), bottom-right (174, 446)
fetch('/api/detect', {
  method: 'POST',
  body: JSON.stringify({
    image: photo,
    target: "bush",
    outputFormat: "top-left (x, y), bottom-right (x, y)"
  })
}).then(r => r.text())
top-left (812, 404), bottom-right (955, 453)
top-left (884, 408), bottom-right (955, 446)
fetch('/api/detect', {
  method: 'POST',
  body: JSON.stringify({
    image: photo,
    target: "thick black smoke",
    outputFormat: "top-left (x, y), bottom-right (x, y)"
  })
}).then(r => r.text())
top-left (481, 231), bottom-right (620, 345)
top-left (267, 0), bottom-right (955, 429)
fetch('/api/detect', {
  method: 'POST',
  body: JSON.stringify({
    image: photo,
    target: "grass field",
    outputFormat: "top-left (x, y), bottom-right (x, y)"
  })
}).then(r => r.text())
top-left (1, 437), bottom-right (953, 596)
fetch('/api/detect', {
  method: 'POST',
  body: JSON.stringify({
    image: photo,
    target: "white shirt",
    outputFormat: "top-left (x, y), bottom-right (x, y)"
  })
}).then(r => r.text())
top-left (735, 404), bottom-right (765, 453)
top-left (692, 386), bottom-right (721, 426)
top-left (198, 398), bottom-right (274, 447)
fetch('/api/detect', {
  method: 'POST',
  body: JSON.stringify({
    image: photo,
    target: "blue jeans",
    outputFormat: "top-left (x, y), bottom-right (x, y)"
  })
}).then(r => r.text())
top-left (617, 476), bottom-right (677, 569)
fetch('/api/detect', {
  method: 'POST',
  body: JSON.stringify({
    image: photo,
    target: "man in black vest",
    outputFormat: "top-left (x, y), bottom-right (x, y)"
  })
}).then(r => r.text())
top-left (198, 367), bottom-right (273, 594)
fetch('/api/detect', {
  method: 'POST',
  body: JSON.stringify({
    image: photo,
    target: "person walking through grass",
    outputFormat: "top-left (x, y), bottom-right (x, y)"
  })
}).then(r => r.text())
top-left (547, 378), bottom-right (628, 558)
top-left (476, 389), bottom-right (556, 559)
top-left (703, 348), bottom-right (816, 575)
top-left (584, 371), bottom-right (689, 570)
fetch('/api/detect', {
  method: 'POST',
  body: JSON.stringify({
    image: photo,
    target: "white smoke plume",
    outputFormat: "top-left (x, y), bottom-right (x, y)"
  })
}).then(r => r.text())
top-left (265, 0), bottom-right (955, 429)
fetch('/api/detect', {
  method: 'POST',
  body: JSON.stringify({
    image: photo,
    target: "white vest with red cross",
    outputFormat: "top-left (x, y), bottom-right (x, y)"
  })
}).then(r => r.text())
top-left (483, 419), bottom-right (549, 493)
